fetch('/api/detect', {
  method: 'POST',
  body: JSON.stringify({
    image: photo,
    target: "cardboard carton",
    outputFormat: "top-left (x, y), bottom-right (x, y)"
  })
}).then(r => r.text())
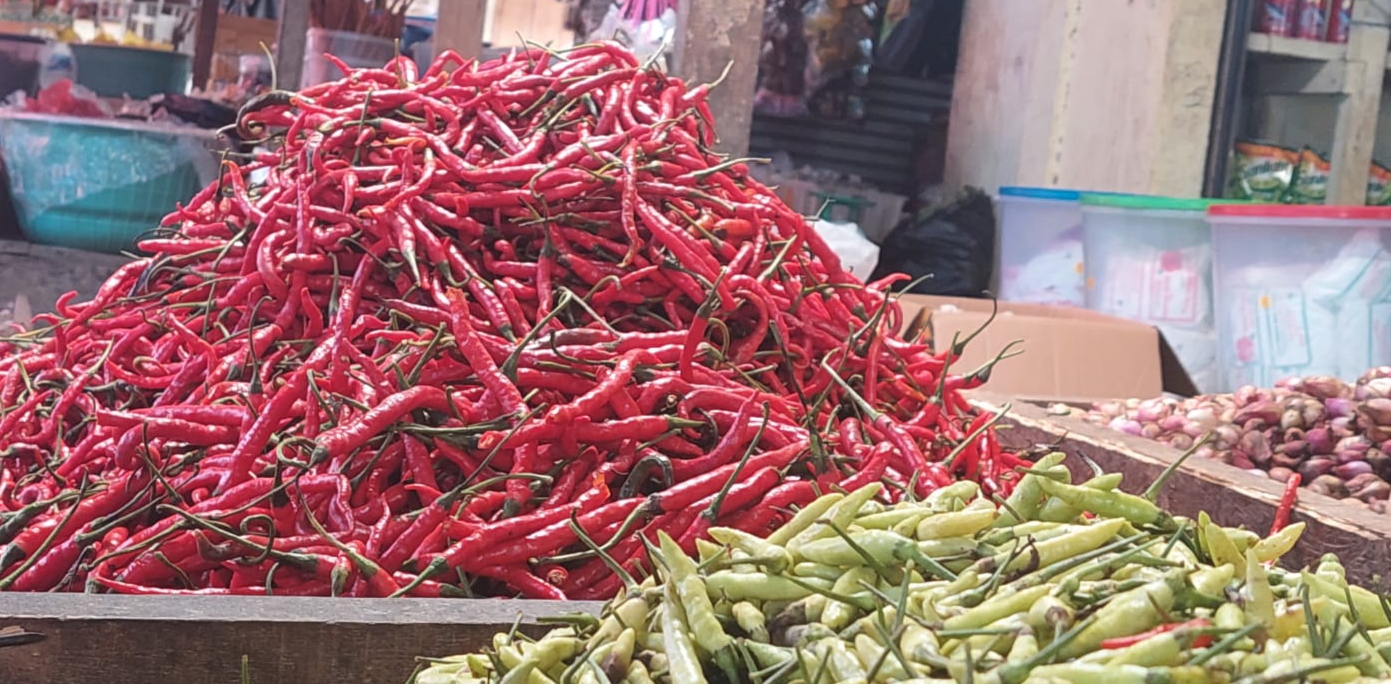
top-left (896, 295), bottom-right (1197, 402)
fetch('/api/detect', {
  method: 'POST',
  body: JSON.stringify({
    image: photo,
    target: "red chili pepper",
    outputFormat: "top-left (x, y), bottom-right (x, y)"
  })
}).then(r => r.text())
top-left (1270, 473), bottom-right (1302, 536)
top-left (1100, 619), bottom-right (1213, 649)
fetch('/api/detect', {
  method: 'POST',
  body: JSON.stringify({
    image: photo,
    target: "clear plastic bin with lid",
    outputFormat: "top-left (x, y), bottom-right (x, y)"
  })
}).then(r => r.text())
top-left (1207, 204), bottom-right (1391, 391)
top-left (1081, 194), bottom-right (1227, 392)
top-left (996, 187), bottom-right (1088, 307)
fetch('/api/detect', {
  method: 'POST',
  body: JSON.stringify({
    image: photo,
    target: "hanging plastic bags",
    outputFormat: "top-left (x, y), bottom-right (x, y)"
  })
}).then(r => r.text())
top-left (803, 0), bottom-right (874, 120)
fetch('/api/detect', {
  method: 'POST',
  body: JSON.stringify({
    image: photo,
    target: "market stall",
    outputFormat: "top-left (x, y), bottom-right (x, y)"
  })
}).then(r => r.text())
top-left (9, 3), bottom-right (1391, 684)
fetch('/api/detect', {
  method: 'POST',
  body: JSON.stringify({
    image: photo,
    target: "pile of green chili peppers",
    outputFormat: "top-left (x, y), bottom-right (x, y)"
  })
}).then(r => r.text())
top-left (410, 454), bottom-right (1391, 683)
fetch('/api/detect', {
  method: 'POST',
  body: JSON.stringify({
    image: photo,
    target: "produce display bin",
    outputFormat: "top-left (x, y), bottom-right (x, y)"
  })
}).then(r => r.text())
top-left (0, 595), bottom-right (605, 684)
top-left (973, 395), bottom-right (1391, 588)
top-left (1208, 204), bottom-right (1391, 391)
top-left (68, 43), bottom-right (191, 98)
top-left (1082, 194), bottom-right (1226, 392)
top-left (302, 28), bottom-right (398, 87)
top-left (0, 111), bottom-right (217, 254)
top-left (996, 186), bottom-right (1087, 307)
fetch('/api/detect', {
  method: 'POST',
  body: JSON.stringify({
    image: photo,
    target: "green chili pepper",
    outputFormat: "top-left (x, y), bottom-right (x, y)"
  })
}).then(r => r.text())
top-left (821, 566), bottom-right (877, 630)
top-left (766, 492), bottom-right (844, 547)
top-left (975, 517), bottom-right (1127, 575)
top-left (657, 583), bottom-right (707, 684)
top-left (797, 529), bottom-right (956, 580)
top-left (731, 601), bottom-right (769, 643)
top-left (1250, 522), bottom-right (1304, 563)
top-left (705, 571), bottom-right (833, 601)
top-left (707, 527), bottom-right (793, 574)
top-left (1059, 570), bottom-right (1185, 660)
top-left (1037, 478), bottom-right (1177, 531)
top-left (786, 483), bottom-right (882, 549)
top-left (993, 453), bottom-right (1066, 528)
top-left (740, 639), bottom-right (795, 669)
top-left (943, 584), bottom-right (1052, 632)
top-left (856, 507), bottom-right (926, 530)
top-left (915, 506), bottom-right (997, 541)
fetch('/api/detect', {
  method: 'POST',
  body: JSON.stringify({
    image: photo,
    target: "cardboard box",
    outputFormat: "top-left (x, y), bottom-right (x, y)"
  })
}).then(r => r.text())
top-left (897, 295), bottom-right (1197, 401)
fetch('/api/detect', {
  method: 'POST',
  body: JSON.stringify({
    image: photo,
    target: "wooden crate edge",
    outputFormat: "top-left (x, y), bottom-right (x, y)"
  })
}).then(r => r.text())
top-left (972, 393), bottom-right (1391, 586)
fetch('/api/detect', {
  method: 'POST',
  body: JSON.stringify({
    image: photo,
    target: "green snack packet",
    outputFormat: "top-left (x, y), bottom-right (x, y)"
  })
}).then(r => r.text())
top-left (1228, 141), bottom-right (1298, 202)
top-left (1290, 147), bottom-right (1330, 205)
top-left (1368, 161), bottom-right (1391, 205)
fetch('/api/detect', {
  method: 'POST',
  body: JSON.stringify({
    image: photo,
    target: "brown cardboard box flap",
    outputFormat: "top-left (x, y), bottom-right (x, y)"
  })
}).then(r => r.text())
top-left (897, 295), bottom-right (1195, 401)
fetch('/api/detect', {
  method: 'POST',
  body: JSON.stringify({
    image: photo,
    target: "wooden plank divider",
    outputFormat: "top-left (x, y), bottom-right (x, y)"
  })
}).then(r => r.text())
top-left (975, 394), bottom-right (1391, 587)
top-left (0, 595), bottom-right (605, 684)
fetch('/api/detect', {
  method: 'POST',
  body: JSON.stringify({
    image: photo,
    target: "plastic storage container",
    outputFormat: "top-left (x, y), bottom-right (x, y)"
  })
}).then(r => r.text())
top-left (68, 44), bottom-right (190, 98)
top-left (0, 111), bottom-right (217, 254)
top-left (1082, 194), bottom-right (1224, 392)
top-left (1208, 204), bottom-right (1391, 391)
top-left (302, 28), bottom-right (399, 87)
top-left (996, 187), bottom-right (1087, 307)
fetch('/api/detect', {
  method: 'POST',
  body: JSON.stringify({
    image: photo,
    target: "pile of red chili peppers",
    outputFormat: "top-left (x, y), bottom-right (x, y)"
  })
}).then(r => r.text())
top-left (0, 44), bottom-right (1022, 599)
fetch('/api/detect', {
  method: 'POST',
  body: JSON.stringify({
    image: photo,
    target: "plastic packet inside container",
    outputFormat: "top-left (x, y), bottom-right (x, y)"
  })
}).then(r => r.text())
top-left (1304, 229), bottom-right (1386, 303)
top-left (1227, 279), bottom-right (1340, 388)
top-left (1095, 244), bottom-right (1212, 329)
top-left (1317, 240), bottom-right (1391, 379)
top-left (1004, 226), bottom-right (1085, 307)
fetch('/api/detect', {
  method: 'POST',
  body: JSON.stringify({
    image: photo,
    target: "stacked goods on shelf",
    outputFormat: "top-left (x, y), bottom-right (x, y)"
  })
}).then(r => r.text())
top-left (1060, 369), bottom-right (1391, 511)
top-left (1227, 142), bottom-right (1391, 205)
top-left (414, 460), bottom-right (1391, 684)
top-left (0, 44), bottom-right (1020, 599)
top-left (1255, 0), bottom-right (1350, 43)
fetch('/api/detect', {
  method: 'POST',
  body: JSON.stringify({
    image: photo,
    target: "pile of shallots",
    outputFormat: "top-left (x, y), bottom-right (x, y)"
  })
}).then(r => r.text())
top-left (1056, 368), bottom-right (1391, 511)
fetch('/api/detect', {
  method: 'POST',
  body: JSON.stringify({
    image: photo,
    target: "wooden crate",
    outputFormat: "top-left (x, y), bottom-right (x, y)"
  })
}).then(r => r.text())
top-left (0, 595), bottom-right (604, 684)
top-left (975, 395), bottom-right (1391, 587)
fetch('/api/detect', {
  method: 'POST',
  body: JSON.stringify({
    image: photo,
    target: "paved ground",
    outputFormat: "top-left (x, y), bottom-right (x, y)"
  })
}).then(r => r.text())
top-left (0, 240), bottom-right (131, 325)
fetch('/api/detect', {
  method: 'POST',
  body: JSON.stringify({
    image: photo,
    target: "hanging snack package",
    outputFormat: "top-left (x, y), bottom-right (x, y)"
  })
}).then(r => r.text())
top-left (754, 0), bottom-right (810, 117)
top-left (804, 0), bottom-right (874, 120)
top-left (1369, 161), bottom-right (1391, 205)
top-left (1227, 141), bottom-right (1298, 202)
top-left (1291, 147), bottom-right (1331, 204)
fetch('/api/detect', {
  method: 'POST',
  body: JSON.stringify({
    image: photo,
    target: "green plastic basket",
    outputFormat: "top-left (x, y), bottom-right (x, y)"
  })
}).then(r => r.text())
top-left (0, 111), bottom-right (217, 254)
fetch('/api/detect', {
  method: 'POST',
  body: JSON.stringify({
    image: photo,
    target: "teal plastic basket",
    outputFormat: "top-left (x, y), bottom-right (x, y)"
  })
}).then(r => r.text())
top-left (0, 112), bottom-right (216, 254)
top-left (69, 44), bottom-right (191, 99)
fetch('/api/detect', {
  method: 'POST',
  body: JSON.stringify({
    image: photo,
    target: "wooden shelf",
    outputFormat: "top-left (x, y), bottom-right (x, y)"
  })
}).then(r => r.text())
top-left (1238, 0), bottom-right (1391, 204)
top-left (1246, 32), bottom-right (1348, 62)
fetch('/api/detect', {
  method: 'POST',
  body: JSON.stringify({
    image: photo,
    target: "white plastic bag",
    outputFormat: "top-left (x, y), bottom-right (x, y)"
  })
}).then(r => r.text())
top-left (812, 218), bottom-right (879, 280)
top-left (593, 4), bottom-right (674, 70)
